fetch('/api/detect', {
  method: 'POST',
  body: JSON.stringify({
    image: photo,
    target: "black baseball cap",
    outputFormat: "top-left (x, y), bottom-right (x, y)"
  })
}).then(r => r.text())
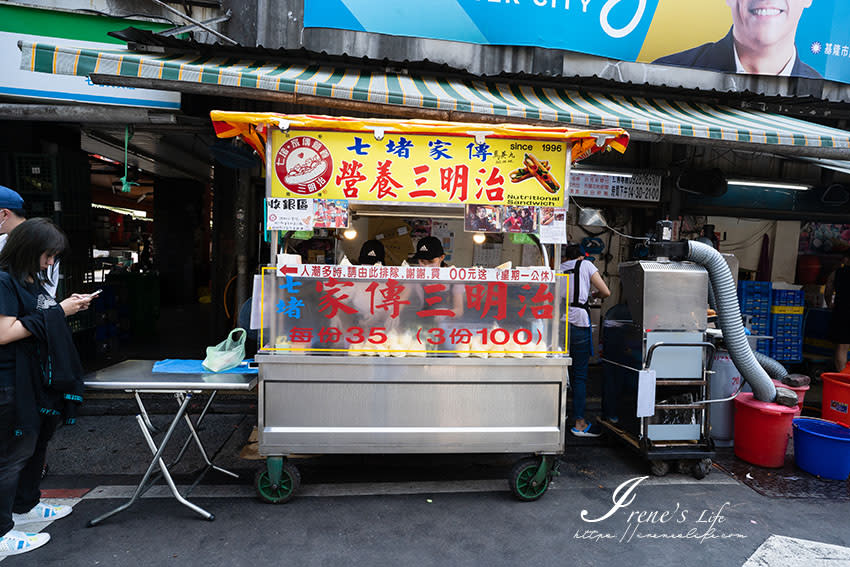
top-left (412, 236), bottom-right (444, 260)
top-left (358, 239), bottom-right (385, 265)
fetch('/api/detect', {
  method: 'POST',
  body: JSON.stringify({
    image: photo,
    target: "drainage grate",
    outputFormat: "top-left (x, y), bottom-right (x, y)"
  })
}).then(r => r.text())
top-left (713, 448), bottom-right (850, 499)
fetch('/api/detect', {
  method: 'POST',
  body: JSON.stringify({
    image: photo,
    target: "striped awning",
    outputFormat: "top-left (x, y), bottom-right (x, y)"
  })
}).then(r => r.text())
top-left (18, 41), bottom-right (850, 153)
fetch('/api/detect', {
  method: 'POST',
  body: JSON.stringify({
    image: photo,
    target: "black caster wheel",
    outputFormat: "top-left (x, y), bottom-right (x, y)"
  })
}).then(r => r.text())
top-left (692, 458), bottom-right (712, 480)
top-left (650, 459), bottom-right (670, 477)
top-left (509, 457), bottom-right (550, 502)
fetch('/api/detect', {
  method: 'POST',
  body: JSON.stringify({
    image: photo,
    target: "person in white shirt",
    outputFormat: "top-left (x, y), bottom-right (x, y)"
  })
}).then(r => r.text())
top-left (560, 244), bottom-right (610, 437)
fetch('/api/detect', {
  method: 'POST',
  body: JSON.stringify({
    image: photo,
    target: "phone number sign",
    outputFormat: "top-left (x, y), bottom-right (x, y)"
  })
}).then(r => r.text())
top-left (570, 171), bottom-right (661, 202)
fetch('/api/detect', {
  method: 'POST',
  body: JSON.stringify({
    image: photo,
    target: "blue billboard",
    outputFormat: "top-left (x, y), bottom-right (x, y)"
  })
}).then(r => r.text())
top-left (304, 0), bottom-right (850, 84)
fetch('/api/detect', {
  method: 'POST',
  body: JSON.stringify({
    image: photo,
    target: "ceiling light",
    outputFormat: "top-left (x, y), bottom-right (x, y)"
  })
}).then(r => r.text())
top-left (92, 203), bottom-right (149, 220)
top-left (343, 228), bottom-right (358, 240)
top-left (472, 233), bottom-right (486, 244)
top-left (726, 179), bottom-right (810, 191)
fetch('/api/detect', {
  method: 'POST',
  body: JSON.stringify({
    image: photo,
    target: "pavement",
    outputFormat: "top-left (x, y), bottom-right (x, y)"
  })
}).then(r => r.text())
top-left (1, 389), bottom-right (842, 567)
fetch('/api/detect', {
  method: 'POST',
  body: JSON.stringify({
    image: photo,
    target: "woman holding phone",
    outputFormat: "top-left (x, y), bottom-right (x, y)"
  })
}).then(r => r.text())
top-left (0, 218), bottom-right (91, 556)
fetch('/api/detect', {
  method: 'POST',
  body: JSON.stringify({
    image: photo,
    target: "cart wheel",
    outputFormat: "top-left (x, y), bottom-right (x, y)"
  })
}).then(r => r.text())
top-left (255, 462), bottom-right (300, 504)
top-left (692, 458), bottom-right (712, 480)
top-left (649, 460), bottom-right (670, 477)
top-left (509, 457), bottom-right (550, 502)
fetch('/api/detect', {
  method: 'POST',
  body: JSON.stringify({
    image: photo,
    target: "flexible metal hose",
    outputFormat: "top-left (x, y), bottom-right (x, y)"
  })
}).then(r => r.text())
top-left (687, 240), bottom-right (776, 402)
top-left (753, 350), bottom-right (789, 381)
top-left (707, 281), bottom-right (787, 381)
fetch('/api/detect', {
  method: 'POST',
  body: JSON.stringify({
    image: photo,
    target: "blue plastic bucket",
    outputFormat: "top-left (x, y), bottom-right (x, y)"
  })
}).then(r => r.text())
top-left (792, 418), bottom-right (850, 480)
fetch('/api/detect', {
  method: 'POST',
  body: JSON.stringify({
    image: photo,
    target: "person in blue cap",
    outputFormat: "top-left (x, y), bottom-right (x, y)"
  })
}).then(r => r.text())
top-left (0, 186), bottom-right (27, 251)
top-left (0, 186), bottom-right (58, 298)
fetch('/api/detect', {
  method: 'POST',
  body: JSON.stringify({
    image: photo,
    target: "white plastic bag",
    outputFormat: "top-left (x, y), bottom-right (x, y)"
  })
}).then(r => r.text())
top-left (202, 328), bottom-right (247, 372)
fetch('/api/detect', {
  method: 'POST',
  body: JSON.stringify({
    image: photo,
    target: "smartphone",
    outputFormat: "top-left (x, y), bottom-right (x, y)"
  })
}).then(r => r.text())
top-left (88, 289), bottom-right (103, 298)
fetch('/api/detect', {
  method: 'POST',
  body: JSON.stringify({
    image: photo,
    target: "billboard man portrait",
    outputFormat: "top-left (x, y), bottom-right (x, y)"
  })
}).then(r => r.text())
top-left (654, 1), bottom-right (821, 78)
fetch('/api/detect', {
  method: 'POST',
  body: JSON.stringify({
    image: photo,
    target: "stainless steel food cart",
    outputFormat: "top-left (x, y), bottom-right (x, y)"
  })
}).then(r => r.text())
top-left (210, 112), bottom-right (629, 502)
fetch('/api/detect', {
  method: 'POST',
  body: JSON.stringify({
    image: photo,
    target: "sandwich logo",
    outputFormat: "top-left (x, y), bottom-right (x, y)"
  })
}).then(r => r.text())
top-left (275, 136), bottom-right (333, 196)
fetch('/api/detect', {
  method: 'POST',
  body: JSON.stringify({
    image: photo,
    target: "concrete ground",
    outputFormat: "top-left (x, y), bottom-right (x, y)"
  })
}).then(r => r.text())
top-left (14, 400), bottom-right (847, 567)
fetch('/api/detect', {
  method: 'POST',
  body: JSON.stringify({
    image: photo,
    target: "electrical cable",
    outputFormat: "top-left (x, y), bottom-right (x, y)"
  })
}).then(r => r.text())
top-left (222, 275), bottom-right (237, 319)
top-left (569, 195), bottom-right (649, 241)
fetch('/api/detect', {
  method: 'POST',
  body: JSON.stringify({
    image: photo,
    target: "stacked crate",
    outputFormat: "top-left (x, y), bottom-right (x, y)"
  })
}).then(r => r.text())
top-left (738, 281), bottom-right (772, 356)
top-left (770, 288), bottom-right (805, 362)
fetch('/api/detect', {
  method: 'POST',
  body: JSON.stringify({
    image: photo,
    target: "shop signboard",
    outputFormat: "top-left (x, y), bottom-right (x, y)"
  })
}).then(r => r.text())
top-left (269, 127), bottom-right (569, 207)
top-left (1, 5), bottom-right (180, 109)
top-left (305, 0), bottom-right (850, 84)
top-left (258, 266), bottom-right (566, 356)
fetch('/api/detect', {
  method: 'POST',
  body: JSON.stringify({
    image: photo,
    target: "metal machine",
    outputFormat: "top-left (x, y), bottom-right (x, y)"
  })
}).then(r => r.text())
top-left (600, 258), bottom-right (716, 478)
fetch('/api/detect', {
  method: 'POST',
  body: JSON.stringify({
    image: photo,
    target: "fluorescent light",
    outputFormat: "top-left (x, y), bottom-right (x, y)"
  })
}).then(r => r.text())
top-left (727, 179), bottom-right (810, 191)
top-left (92, 203), bottom-right (150, 220)
top-left (572, 169), bottom-right (633, 178)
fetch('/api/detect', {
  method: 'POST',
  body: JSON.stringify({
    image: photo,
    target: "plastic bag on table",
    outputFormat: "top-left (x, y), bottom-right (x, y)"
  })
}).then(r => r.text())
top-left (202, 328), bottom-right (247, 372)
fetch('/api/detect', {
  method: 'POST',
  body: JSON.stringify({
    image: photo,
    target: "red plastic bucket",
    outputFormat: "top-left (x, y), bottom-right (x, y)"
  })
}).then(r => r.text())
top-left (734, 393), bottom-right (798, 467)
top-left (772, 379), bottom-right (809, 411)
top-left (771, 380), bottom-right (804, 441)
top-left (822, 373), bottom-right (850, 427)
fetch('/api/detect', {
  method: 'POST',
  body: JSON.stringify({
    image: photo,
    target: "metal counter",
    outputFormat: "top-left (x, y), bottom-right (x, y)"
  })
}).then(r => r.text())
top-left (256, 355), bottom-right (570, 455)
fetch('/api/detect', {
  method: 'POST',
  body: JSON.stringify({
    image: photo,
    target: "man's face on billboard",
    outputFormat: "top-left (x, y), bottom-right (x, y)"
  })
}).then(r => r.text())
top-left (726, 0), bottom-right (812, 50)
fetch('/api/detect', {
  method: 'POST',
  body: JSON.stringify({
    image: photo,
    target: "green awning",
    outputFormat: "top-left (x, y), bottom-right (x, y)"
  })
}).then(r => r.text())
top-left (18, 40), bottom-right (850, 152)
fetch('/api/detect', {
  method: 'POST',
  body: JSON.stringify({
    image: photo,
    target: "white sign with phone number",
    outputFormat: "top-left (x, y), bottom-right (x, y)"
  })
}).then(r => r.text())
top-left (569, 172), bottom-right (661, 202)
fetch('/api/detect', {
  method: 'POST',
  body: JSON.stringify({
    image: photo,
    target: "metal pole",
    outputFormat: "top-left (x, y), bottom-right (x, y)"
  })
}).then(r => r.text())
top-left (235, 169), bottom-right (251, 325)
top-left (266, 126), bottom-right (278, 350)
top-left (148, 0), bottom-right (238, 45)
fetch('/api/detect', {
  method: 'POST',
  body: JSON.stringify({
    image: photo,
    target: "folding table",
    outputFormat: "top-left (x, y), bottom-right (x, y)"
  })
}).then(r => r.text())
top-left (83, 359), bottom-right (257, 526)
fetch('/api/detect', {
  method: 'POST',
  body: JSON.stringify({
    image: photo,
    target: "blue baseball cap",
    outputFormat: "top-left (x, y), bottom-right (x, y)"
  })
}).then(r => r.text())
top-left (0, 186), bottom-right (24, 210)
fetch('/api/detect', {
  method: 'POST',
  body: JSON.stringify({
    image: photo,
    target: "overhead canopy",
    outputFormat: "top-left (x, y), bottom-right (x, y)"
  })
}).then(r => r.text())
top-left (209, 111), bottom-right (629, 164)
top-left (18, 41), bottom-right (850, 158)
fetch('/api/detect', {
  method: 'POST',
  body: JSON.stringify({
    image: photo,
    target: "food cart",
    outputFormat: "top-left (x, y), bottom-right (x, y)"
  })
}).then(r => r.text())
top-left (210, 112), bottom-right (629, 502)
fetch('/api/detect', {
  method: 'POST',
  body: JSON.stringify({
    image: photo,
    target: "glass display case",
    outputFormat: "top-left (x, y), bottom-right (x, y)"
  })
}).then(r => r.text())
top-left (255, 264), bottom-right (565, 357)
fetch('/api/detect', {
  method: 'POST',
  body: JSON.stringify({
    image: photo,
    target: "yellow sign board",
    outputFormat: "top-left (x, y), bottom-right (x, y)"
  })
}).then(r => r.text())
top-left (269, 128), bottom-right (568, 207)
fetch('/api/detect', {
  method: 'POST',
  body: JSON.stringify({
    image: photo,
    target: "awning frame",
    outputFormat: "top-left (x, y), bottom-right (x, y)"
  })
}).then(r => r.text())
top-left (89, 73), bottom-right (850, 160)
top-left (18, 40), bottom-right (850, 160)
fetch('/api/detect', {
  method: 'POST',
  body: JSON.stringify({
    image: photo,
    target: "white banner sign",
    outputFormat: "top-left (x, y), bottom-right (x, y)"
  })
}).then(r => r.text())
top-left (277, 264), bottom-right (556, 284)
top-left (570, 172), bottom-right (662, 202)
top-left (266, 198), bottom-right (313, 231)
top-left (538, 207), bottom-right (567, 244)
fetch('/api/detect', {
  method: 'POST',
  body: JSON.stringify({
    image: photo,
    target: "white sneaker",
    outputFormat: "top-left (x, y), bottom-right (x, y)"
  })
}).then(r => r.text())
top-left (0, 530), bottom-right (50, 557)
top-left (13, 502), bottom-right (73, 526)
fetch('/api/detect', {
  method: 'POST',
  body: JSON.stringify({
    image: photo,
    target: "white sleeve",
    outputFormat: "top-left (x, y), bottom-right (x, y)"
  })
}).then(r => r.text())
top-left (42, 260), bottom-right (60, 298)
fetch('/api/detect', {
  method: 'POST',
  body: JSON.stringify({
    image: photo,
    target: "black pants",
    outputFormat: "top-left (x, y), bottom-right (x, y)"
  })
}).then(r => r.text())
top-left (13, 413), bottom-right (59, 516)
top-left (0, 386), bottom-right (37, 536)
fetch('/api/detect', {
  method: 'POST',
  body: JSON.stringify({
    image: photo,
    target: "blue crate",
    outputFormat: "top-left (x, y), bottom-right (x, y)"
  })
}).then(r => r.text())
top-left (771, 289), bottom-right (804, 306)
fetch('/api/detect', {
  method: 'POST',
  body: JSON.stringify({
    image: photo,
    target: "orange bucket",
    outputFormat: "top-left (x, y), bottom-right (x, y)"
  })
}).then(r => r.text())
top-left (822, 373), bottom-right (850, 427)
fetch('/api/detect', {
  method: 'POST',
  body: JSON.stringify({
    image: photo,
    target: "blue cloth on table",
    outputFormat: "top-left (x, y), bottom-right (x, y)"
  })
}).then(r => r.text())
top-left (152, 359), bottom-right (257, 374)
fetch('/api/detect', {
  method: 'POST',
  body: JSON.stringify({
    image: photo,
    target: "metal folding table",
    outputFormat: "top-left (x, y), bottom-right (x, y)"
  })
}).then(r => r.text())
top-left (83, 359), bottom-right (257, 525)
